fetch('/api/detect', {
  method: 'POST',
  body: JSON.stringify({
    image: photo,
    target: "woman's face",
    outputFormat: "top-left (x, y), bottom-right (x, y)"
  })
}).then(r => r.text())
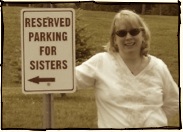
top-left (114, 19), bottom-right (144, 57)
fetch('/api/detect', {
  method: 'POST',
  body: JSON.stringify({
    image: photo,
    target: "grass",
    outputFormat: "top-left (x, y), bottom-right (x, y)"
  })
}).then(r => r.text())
top-left (2, 87), bottom-right (97, 129)
top-left (2, 6), bottom-right (180, 129)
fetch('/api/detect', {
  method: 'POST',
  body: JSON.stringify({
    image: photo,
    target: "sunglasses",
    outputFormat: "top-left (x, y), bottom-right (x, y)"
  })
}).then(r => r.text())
top-left (115, 28), bottom-right (142, 37)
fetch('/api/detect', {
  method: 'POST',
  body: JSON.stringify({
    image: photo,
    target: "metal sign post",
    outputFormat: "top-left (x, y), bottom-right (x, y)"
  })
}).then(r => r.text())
top-left (43, 94), bottom-right (54, 128)
top-left (21, 8), bottom-right (75, 94)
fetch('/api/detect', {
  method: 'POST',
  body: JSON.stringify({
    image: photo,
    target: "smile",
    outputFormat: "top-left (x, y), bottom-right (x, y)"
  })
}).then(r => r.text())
top-left (124, 42), bottom-right (135, 46)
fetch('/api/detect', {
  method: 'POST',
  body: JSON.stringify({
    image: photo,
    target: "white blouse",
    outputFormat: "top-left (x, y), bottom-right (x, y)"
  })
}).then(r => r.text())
top-left (75, 52), bottom-right (179, 128)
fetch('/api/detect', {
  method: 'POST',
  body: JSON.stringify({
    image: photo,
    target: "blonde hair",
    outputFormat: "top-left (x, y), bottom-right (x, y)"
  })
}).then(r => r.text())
top-left (105, 9), bottom-right (151, 56)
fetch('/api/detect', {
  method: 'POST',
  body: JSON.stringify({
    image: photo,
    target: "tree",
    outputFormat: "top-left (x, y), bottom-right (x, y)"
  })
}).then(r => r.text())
top-left (141, 4), bottom-right (146, 14)
top-left (75, 9), bottom-right (93, 65)
top-left (159, 4), bottom-right (162, 15)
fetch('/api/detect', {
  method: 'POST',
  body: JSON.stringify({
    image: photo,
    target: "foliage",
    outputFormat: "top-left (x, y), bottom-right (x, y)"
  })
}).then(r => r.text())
top-left (75, 9), bottom-right (93, 65)
top-left (54, 3), bottom-right (77, 8)
top-left (3, 2), bottom-right (179, 16)
top-left (150, 4), bottom-right (178, 16)
top-left (62, 3), bottom-right (178, 15)
top-left (76, 3), bottom-right (142, 13)
top-left (31, 3), bottom-right (51, 8)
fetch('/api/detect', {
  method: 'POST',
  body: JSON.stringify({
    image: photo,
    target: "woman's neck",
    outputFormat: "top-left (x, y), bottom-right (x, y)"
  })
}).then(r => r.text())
top-left (119, 52), bottom-right (146, 75)
top-left (119, 51), bottom-right (142, 64)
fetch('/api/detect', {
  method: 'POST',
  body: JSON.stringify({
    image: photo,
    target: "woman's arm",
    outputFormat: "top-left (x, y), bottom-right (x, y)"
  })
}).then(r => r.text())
top-left (75, 53), bottom-right (102, 89)
top-left (161, 63), bottom-right (179, 123)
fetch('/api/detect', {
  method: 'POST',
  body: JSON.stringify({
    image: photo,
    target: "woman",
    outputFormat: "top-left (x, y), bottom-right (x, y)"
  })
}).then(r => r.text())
top-left (75, 9), bottom-right (179, 128)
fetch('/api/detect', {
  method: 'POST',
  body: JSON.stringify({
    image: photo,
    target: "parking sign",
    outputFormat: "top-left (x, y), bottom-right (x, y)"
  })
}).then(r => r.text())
top-left (21, 8), bottom-right (75, 94)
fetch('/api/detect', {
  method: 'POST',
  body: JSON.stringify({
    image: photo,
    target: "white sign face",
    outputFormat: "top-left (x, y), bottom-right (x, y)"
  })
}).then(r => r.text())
top-left (21, 8), bottom-right (75, 94)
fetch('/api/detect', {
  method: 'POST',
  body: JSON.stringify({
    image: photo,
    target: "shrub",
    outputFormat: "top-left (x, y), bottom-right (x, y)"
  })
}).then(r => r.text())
top-left (75, 9), bottom-right (93, 65)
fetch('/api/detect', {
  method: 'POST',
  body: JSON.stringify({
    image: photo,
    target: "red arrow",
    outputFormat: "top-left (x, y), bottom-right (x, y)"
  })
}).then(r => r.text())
top-left (28, 76), bottom-right (55, 84)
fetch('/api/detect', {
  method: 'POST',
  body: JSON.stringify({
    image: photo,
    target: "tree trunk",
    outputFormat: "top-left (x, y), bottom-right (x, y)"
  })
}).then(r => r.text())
top-left (50, 3), bottom-right (53, 8)
top-left (141, 4), bottom-right (146, 15)
top-left (159, 4), bottom-right (162, 15)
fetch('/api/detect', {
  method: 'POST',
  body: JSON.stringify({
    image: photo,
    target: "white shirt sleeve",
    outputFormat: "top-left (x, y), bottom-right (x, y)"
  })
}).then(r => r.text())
top-left (161, 63), bottom-right (179, 120)
top-left (75, 53), bottom-right (102, 89)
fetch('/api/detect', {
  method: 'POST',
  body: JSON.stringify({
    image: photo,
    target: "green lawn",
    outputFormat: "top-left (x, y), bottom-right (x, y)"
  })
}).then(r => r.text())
top-left (2, 6), bottom-right (180, 129)
top-left (2, 87), bottom-right (97, 128)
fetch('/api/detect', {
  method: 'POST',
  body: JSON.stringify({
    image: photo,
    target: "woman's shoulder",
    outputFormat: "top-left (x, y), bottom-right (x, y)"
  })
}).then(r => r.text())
top-left (81, 52), bottom-right (111, 65)
top-left (148, 54), bottom-right (167, 69)
top-left (84, 52), bottom-right (115, 66)
top-left (94, 51), bottom-right (111, 56)
top-left (91, 52), bottom-right (113, 59)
